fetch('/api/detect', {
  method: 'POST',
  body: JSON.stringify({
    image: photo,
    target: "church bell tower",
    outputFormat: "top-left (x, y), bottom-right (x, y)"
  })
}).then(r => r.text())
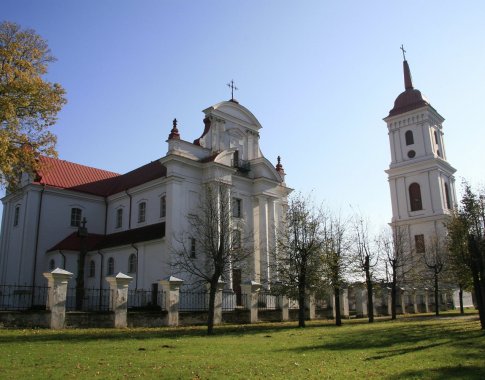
top-left (384, 48), bottom-right (457, 256)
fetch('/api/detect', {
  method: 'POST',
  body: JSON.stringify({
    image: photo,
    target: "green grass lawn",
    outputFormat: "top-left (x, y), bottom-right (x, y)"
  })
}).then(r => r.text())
top-left (0, 311), bottom-right (484, 379)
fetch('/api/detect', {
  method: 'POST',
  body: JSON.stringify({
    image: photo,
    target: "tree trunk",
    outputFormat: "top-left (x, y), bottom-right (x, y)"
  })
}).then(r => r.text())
top-left (365, 257), bottom-right (374, 323)
top-left (459, 284), bottom-right (464, 315)
top-left (334, 286), bottom-right (342, 326)
top-left (298, 283), bottom-right (306, 328)
top-left (297, 262), bottom-right (307, 328)
top-left (434, 268), bottom-right (439, 316)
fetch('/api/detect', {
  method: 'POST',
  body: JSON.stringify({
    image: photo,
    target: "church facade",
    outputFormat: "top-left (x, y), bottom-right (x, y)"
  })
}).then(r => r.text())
top-left (385, 55), bottom-right (457, 274)
top-left (0, 100), bottom-right (291, 293)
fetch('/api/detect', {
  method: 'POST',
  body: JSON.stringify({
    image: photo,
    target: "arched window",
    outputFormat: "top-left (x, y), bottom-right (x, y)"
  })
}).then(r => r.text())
top-left (405, 130), bottom-right (414, 146)
top-left (89, 260), bottom-right (96, 277)
top-left (409, 183), bottom-right (423, 211)
top-left (128, 254), bottom-right (137, 273)
top-left (49, 259), bottom-right (55, 271)
top-left (107, 257), bottom-right (115, 275)
top-left (444, 183), bottom-right (451, 209)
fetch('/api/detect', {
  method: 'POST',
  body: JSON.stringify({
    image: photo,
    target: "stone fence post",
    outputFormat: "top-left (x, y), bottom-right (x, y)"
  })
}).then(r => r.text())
top-left (305, 292), bottom-right (316, 320)
top-left (106, 272), bottom-right (133, 328)
top-left (159, 276), bottom-right (184, 326)
top-left (331, 288), bottom-right (349, 319)
top-left (424, 289), bottom-right (430, 313)
top-left (387, 288), bottom-right (392, 316)
top-left (411, 289), bottom-right (418, 314)
top-left (241, 280), bottom-right (261, 323)
top-left (355, 287), bottom-right (368, 318)
top-left (43, 268), bottom-right (73, 329)
top-left (277, 295), bottom-right (289, 321)
top-left (400, 288), bottom-right (406, 314)
top-left (211, 280), bottom-right (225, 325)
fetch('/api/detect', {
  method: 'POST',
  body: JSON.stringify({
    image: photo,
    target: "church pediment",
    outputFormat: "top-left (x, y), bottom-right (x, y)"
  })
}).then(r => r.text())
top-left (203, 101), bottom-right (262, 131)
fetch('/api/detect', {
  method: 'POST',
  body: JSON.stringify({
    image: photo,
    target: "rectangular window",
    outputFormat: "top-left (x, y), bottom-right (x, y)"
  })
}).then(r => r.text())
top-left (190, 238), bottom-right (196, 258)
top-left (116, 208), bottom-right (123, 229)
top-left (13, 205), bottom-right (20, 227)
top-left (232, 198), bottom-right (242, 218)
top-left (160, 195), bottom-right (166, 218)
top-left (415, 234), bottom-right (425, 254)
top-left (70, 208), bottom-right (82, 227)
top-left (138, 202), bottom-right (146, 223)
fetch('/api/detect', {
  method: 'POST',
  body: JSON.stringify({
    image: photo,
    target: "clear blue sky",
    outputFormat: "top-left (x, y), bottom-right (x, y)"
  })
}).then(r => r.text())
top-left (2, 0), bottom-right (485, 231)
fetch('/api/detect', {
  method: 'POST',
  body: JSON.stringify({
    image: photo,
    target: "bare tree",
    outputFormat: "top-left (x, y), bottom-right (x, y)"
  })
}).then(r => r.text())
top-left (422, 234), bottom-right (447, 316)
top-left (271, 193), bottom-right (324, 328)
top-left (351, 216), bottom-right (379, 322)
top-left (378, 225), bottom-right (413, 320)
top-left (321, 213), bottom-right (351, 326)
top-left (172, 182), bottom-right (252, 335)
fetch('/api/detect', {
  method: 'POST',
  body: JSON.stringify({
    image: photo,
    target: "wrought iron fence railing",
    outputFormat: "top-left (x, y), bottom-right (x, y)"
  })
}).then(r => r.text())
top-left (0, 285), bottom-right (49, 311)
top-left (257, 292), bottom-right (278, 310)
top-left (179, 290), bottom-right (209, 311)
top-left (128, 289), bottom-right (165, 310)
top-left (66, 287), bottom-right (111, 312)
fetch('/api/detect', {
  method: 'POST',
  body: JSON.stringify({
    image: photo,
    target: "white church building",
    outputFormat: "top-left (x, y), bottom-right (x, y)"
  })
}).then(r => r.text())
top-left (0, 99), bottom-right (292, 296)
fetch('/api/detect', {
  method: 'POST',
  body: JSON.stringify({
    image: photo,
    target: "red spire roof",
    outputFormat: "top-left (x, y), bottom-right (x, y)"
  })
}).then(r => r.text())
top-left (388, 59), bottom-right (430, 117)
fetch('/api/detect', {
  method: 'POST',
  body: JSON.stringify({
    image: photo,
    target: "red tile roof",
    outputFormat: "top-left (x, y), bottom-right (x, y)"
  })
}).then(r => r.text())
top-left (35, 156), bottom-right (119, 190)
top-left (34, 156), bottom-right (166, 196)
top-left (47, 222), bottom-right (166, 252)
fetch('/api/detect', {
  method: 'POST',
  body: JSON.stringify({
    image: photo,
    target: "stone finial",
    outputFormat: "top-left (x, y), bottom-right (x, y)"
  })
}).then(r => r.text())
top-left (275, 156), bottom-right (284, 173)
top-left (168, 118), bottom-right (180, 140)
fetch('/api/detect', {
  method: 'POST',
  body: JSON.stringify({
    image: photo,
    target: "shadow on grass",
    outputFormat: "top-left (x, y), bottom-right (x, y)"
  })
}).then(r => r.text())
top-left (0, 313), bottom-right (482, 347)
top-left (282, 317), bottom-right (485, 358)
top-left (386, 365), bottom-right (485, 379)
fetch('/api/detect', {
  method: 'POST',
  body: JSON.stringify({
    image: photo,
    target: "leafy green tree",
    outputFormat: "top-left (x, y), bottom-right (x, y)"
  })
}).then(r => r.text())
top-left (0, 21), bottom-right (66, 189)
top-left (447, 184), bottom-right (485, 329)
top-left (446, 211), bottom-right (473, 314)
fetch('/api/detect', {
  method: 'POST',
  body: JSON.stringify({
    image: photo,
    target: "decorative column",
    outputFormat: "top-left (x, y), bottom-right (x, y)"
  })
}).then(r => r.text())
top-left (277, 295), bottom-right (289, 321)
top-left (241, 280), bottom-right (261, 323)
top-left (43, 268), bottom-right (73, 329)
top-left (106, 272), bottom-right (133, 328)
top-left (159, 275), bottom-right (184, 326)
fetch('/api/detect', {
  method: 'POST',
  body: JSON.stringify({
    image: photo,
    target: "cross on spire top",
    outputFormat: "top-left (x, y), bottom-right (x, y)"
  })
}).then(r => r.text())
top-left (400, 44), bottom-right (407, 61)
top-left (227, 80), bottom-right (238, 100)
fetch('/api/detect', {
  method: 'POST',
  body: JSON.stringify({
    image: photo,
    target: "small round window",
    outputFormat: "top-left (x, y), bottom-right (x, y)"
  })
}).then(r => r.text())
top-left (407, 150), bottom-right (416, 158)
